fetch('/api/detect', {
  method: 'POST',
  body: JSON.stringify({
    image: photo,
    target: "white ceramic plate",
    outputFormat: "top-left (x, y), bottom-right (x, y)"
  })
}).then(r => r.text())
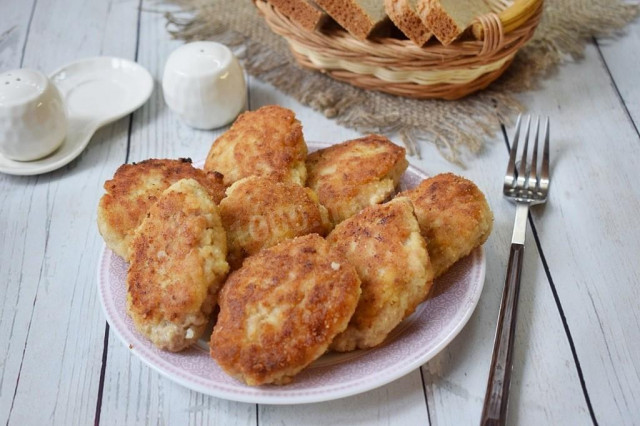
top-left (97, 155), bottom-right (486, 404)
top-left (0, 57), bottom-right (153, 176)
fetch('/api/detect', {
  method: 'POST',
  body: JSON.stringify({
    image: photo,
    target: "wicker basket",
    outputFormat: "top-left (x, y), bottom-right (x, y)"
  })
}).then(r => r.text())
top-left (255, 0), bottom-right (543, 100)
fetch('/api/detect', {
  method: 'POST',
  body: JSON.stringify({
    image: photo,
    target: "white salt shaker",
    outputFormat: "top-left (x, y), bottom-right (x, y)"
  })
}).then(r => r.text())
top-left (0, 69), bottom-right (67, 161)
top-left (162, 41), bottom-right (247, 130)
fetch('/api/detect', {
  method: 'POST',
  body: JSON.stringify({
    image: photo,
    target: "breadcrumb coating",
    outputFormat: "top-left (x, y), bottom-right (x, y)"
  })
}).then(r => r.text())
top-left (127, 179), bottom-right (229, 352)
top-left (204, 105), bottom-right (307, 186)
top-left (328, 197), bottom-right (433, 351)
top-left (306, 134), bottom-right (408, 225)
top-left (210, 234), bottom-right (361, 385)
top-left (97, 158), bottom-right (225, 260)
top-left (399, 173), bottom-right (493, 277)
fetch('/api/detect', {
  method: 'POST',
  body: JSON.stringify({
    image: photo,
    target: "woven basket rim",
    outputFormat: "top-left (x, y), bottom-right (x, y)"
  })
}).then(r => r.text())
top-left (255, 0), bottom-right (544, 99)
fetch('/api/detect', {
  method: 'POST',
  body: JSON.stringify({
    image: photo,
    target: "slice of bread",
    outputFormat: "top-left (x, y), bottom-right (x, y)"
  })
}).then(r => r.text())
top-left (314, 0), bottom-right (389, 40)
top-left (270, 0), bottom-right (330, 31)
top-left (384, 0), bottom-right (431, 46)
top-left (416, 0), bottom-right (491, 45)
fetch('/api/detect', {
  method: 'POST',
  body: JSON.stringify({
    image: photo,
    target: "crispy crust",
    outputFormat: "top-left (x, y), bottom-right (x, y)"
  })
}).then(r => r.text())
top-left (210, 234), bottom-right (361, 386)
top-left (416, 0), bottom-right (491, 45)
top-left (327, 197), bottom-right (433, 351)
top-left (219, 176), bottom-right (332, 269)
top-left (306, 134), bottom-right (408, 225)
top-left (204, 105), bottom-right (307, 186)
top-left (97, 158), bottom-right (226, 260)
top-left (127, 179), bottom-right (229, 352)
top-left (314, 0), bottom-right (387, 39)
top-left (270, 0), bottom-right (329, 31)
top-left (385, 0), bottom-right (431, 46)
top-left (399, 173), bottom-right (493, 277)
top-left (416, 0), bottom-right (459, 45)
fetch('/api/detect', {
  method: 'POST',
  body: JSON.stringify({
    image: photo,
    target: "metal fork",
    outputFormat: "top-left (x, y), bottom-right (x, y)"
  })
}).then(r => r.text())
top-left (480, 114), bottom-right (550, 426)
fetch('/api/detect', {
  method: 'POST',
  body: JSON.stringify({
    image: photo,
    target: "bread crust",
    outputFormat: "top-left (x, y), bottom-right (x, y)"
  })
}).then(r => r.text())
top-left (314, 0), bottom-right (388, 39)
top-left (384, 0), bottom-right (431, 45)
top-left (270, 0), bottom-right (329, 31)
top-left (416, 0), bottom-right (491, 45)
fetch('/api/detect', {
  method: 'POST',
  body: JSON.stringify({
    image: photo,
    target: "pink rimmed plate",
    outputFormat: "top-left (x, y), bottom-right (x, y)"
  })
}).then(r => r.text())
top-left (97, 144), bottom-right (486, 404)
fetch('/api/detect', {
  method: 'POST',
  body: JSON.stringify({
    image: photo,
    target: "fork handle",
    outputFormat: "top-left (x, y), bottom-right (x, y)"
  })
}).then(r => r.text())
top-left (480, 242), bottom-right (525, 426)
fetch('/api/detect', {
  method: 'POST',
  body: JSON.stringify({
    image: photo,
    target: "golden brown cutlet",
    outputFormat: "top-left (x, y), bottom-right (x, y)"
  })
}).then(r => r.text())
top-left (204, 105), bottom-right (308, 186)
top-left (327, 196), bottom-right (434, 351)
top-left (399, 172), bottom-right (493, 277)
top-left (219, 176), bottom-right (332, 269)
top-left (97, 158), bottom-right (226, 260)
top-left (127, 178), bottom-right (229, 352)
top-left (306, 134), bottom-right (408, 225)
top-left (210, 234), bottom-right (361, 386)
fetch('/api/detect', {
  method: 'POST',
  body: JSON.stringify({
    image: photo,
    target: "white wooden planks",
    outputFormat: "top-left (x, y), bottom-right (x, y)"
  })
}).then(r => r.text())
top-left (518, 39), bottom-right (640, 424)
top-left (0, 0), bottom-right (639, 423)
top-left (0, 0), bottom-right (36, 70)
top-left (95, 5), bottom-right (257, 425)
top-left (409, 123), bottom-right (593, 423)
top-left (0, 0), bottom-right (139, 424)
top-left (259, 372), bottom-right (428, 425)
top-left (0, 2), bottom-right (38, 422)
top-left (597, 18), bottom-right (640, 128)
top-left (250, 82), bottom-right (429, 426)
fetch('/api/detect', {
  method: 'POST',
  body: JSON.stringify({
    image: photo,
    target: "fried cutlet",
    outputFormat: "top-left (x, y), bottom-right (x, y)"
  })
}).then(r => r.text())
top-left (204, 105), bottom-right (308, 186)
top-left (306, 134), bottom-right (408, 225)
top-left (327, 196), bottom-right (433, 352)
top-left (97, 158), bottom-right (226, 260)
top-left (210, 234), bottom-right (361, 386)
top-left (219, 176), bottom-right (332, 269)
top-left (127, 178), bottom-right (229, 352)
top-left (399, 173), bottom-right (493, 278)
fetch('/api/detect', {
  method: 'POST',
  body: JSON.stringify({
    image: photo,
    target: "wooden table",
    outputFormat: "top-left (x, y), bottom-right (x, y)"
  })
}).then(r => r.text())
top-left (1, 1), bottom-right (639, 424)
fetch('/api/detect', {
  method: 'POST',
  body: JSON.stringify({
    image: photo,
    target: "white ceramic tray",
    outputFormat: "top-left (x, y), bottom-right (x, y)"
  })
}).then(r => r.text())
top-left (0, 57), bottom-right (153, 176)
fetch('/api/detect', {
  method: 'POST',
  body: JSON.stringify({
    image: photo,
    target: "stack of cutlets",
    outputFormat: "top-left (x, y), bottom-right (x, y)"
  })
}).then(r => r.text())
top-left (97, 104), bottom-right (493, 385)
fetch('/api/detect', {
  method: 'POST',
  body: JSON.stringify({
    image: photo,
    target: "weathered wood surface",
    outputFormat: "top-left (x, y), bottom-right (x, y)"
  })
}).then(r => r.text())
top-left (1, 1), bottom-right (639, 424)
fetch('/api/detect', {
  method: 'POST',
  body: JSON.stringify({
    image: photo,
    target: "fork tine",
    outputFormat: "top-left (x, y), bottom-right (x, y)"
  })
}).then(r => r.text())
top-left (505, 114), bottom-right (523, 187)
top-left (516, 116), bottom-right (531, 188)
top-left (528, 117), bottom-right (540, 190)
top-left (540, 117), bottom-right (550, 191)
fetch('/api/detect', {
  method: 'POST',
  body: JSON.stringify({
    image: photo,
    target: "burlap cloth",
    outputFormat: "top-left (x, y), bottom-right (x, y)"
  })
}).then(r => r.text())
top-left (166, 0), bottom-right (639, 164)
